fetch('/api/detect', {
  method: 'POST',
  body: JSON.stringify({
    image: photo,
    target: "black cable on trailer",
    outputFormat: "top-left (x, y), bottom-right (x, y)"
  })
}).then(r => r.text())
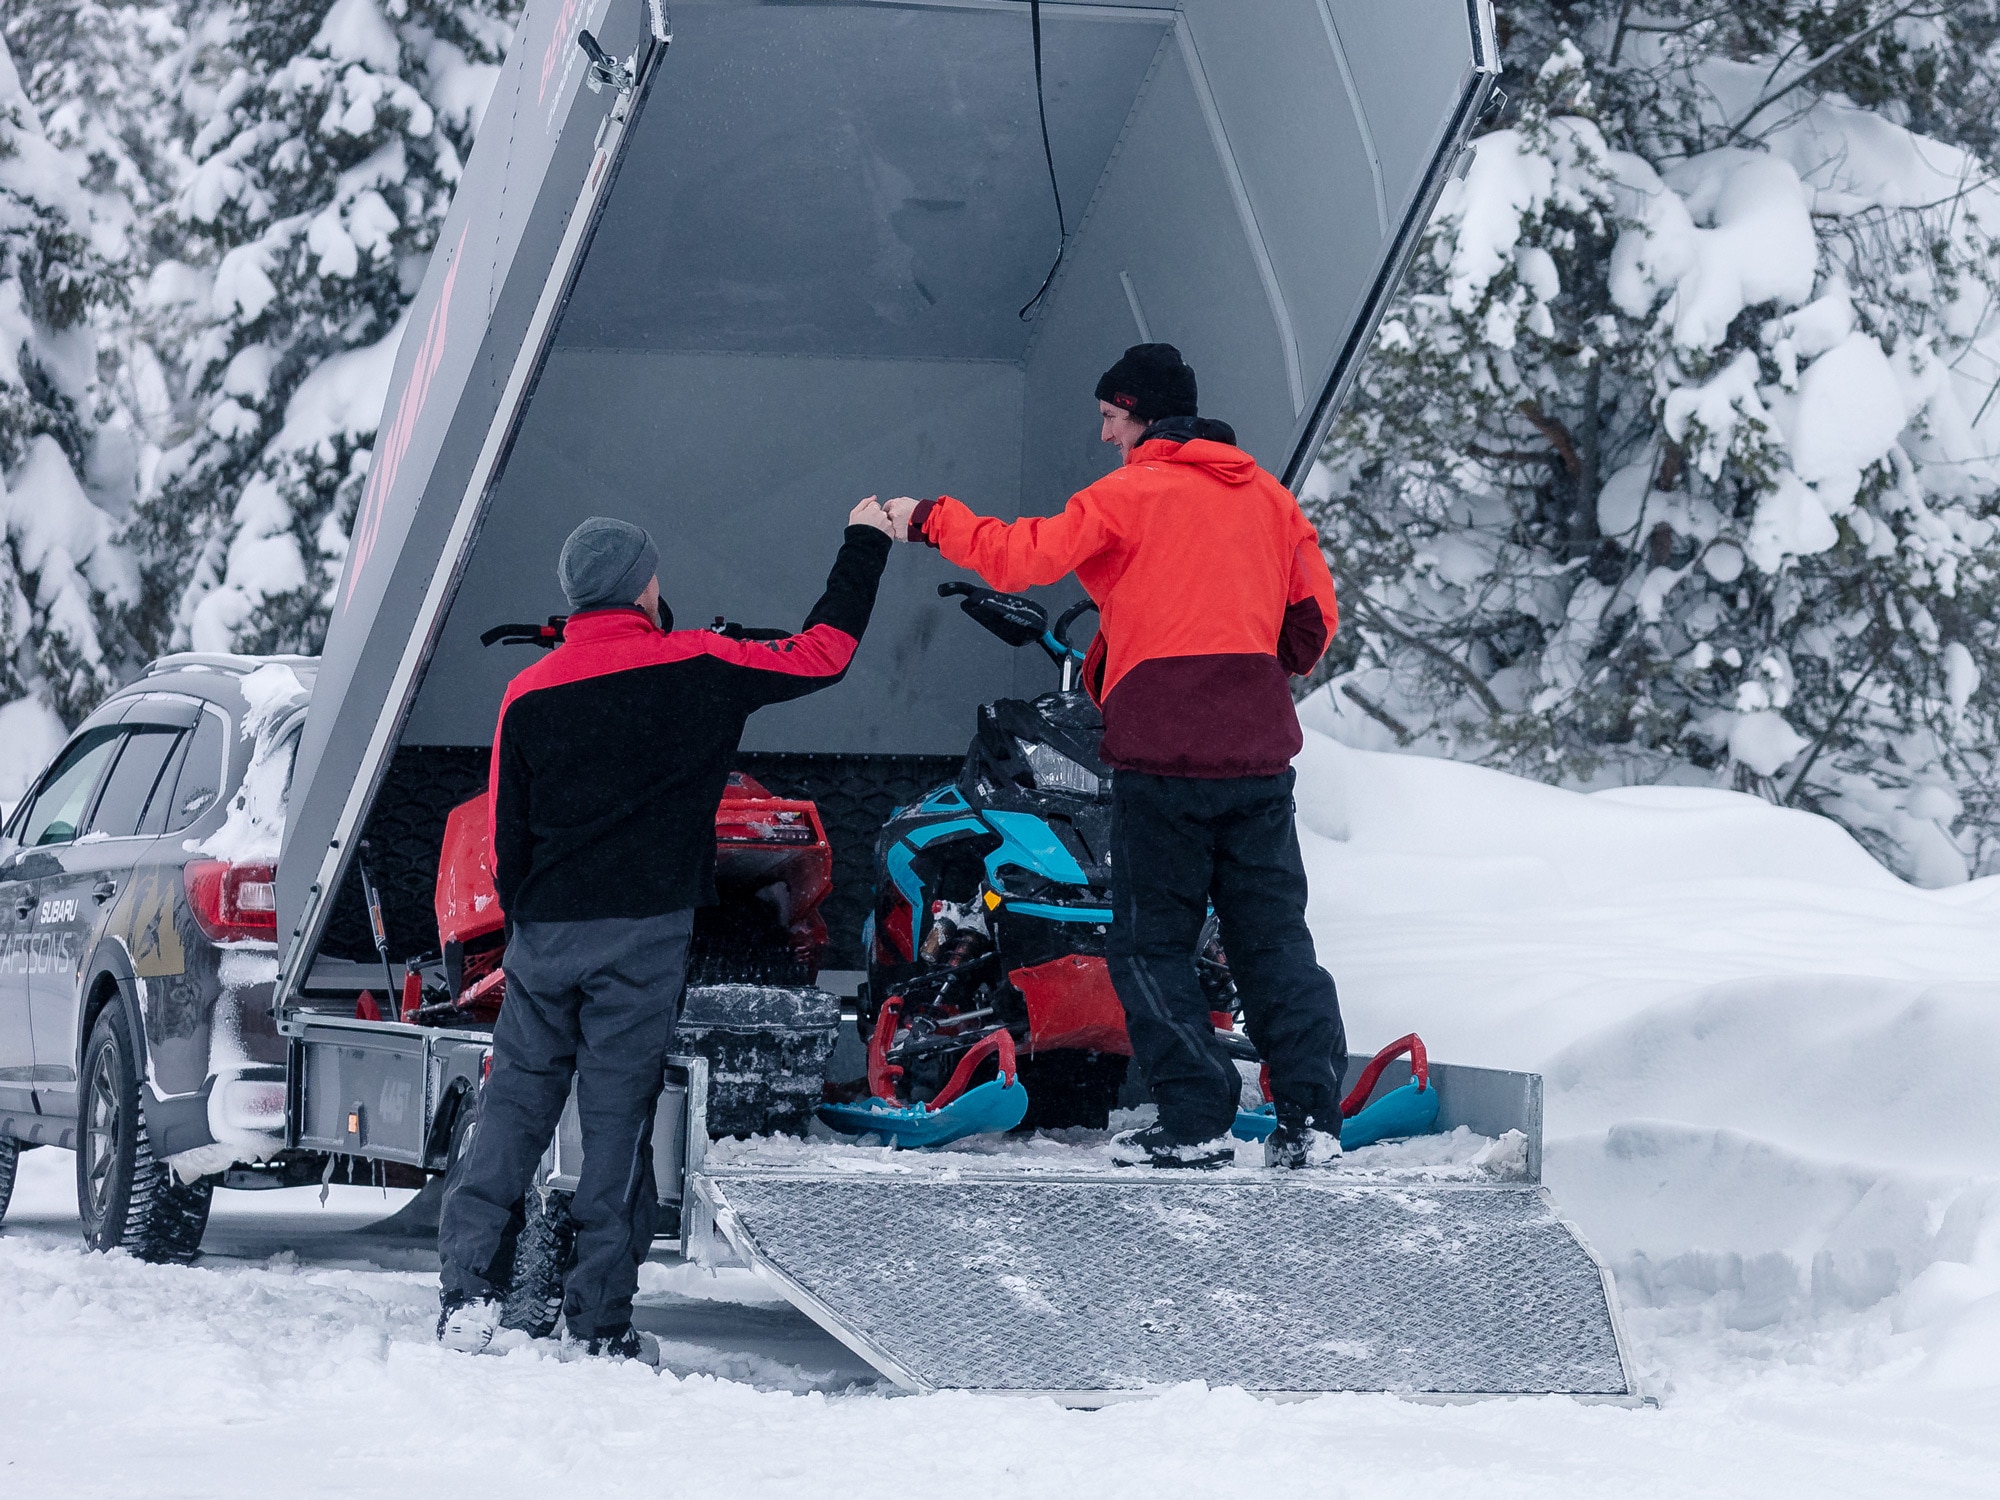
top-left (1017, 0), bottom-right (1068, 320)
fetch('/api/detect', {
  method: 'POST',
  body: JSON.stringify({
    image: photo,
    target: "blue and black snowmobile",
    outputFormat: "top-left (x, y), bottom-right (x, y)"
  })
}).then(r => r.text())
top-left (819, 583), bottom-right (1241, 1142)
top-left (817, 582), bottom-right (1445, 1154)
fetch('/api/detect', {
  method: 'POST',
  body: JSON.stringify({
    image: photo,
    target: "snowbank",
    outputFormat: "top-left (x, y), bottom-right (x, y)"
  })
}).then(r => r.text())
top-left (1290, 724), bottom-right (2000, 1402)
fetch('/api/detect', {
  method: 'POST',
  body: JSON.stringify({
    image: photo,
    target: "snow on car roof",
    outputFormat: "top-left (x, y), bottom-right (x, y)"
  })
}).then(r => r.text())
top-left (145, 651), bottom-right (320, 683)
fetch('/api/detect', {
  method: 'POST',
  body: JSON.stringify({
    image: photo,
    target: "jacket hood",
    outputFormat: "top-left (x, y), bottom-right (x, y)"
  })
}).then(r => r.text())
top-left (1127, 434), bottom-right (1258, 485)
top-left (1140, 414), bottom-right (1236, 447)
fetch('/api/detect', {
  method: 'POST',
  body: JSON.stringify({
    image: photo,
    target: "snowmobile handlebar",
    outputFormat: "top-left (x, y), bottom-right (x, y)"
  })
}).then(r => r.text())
top-left (1049, 598), bottom-right (1097, 660)
top-left (1339, 1033), bottom-right (1430, 1117)
top-left (938, 583), bottom-right (1097, 674)
top-left (480, 618), bottom-right (566, 649)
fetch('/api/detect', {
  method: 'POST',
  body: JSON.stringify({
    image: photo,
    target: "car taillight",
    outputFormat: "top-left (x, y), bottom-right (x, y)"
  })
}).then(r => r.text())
top-left (184, 860), bottom-right (280, 943)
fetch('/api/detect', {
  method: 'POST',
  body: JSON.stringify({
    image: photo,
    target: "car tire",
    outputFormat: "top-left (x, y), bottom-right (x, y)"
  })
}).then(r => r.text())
top-left (502, 1187), bottom-right (576, 1338)
top-left (0, 1136), bottom-right (18, 1225)
top-left (76, 1009), bottom-right (212, 1263)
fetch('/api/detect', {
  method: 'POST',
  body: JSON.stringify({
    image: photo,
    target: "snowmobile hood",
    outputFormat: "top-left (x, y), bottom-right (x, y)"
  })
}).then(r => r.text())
top-left (1127, 436), bottom-right (1259, 485)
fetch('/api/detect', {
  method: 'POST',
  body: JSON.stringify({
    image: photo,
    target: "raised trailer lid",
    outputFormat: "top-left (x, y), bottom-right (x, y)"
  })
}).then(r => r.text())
top-left (277, 0), bottom-right (1498, 1002)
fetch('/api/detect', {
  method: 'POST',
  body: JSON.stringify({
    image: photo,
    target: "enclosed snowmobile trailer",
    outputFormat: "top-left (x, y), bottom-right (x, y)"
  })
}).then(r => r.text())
top-left (261, 0), bottom-right (1642, 1404)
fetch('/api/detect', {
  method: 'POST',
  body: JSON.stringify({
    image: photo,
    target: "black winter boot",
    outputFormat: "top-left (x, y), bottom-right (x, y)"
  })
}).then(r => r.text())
top-left (437, 1292), bottom-right (501, 1353)
top-left (1109, 1123), bottom-right (1232, 1170)
top-left (577, 1325), bottom-right (662, 1366)
top-left (1264, 1117), bottom-right (1342, 1170)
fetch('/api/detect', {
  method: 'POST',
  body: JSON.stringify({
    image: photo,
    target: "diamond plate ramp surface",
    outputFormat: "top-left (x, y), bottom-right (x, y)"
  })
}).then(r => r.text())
top-left (698, 1173), bottom-right (1636, 1399)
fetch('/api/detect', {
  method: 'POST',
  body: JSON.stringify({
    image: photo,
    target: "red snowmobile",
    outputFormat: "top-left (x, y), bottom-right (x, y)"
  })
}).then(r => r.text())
top-left (400, 616), bottom-right (844, 1137)
top-left (424, 771), bottom-right (833, 1027)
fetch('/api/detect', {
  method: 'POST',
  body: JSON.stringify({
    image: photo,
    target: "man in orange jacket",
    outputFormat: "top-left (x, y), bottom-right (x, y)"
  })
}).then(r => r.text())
top-left (886, 344), bottom-right (1347, 1169)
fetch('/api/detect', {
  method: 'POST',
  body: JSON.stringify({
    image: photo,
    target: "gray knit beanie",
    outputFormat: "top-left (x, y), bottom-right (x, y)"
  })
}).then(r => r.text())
top-left (558, 516), bottom-right (658, 612)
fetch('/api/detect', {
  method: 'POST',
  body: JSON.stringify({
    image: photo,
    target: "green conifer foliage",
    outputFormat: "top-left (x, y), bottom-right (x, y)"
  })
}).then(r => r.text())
top-left (1315, 3), bottom-right (2000, 881)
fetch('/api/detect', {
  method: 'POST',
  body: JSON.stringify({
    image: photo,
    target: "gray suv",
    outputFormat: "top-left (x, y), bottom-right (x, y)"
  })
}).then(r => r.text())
top-left (0, 654), bottom-right (312, 1261)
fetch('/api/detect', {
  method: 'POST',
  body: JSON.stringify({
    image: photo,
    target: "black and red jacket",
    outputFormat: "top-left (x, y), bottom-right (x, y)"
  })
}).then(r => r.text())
top-left (490, 526), bottom-right (891, 921)
top-left (912, 425), bottom-right (1337, 778)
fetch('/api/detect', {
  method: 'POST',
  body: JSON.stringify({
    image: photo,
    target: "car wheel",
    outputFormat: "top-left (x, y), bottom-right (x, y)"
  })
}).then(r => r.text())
top-left (0, 1136), bottom-right (18, 1225)
top-left (76, 1009), bottom-right (212, 1263)
top-left (502, 1187), bottom-right (576, 1338)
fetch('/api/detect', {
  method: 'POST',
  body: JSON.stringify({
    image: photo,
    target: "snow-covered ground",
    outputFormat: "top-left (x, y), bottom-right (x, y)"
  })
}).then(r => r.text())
top-left (5, 724), bottom-right (1999, 1496)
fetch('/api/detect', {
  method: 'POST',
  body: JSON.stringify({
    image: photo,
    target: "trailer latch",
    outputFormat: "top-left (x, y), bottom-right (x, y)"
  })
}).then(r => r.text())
top-left (578, 29), bottom-right (634, 95)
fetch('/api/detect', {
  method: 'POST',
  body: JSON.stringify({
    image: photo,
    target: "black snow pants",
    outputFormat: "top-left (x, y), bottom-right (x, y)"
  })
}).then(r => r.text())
top-left (438, 909), bottom-right (693, 1339)
top-left (1106, 769), bottom-right (1346, 1143)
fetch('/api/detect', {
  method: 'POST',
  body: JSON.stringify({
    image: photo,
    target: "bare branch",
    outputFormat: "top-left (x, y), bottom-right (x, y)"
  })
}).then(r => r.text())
top-left (1515, 400), bottom-right (1583, 477)
top-left (1726, 2), bottom-right (1936, 144)
top-left (1468, 444), bottom-right (1566, 467)
top-left (1784, 653), bottom-right (1883, 807)
top-left (1339, 681), bottom-right (1415, 745)
top-left (1349, 596), bottom-right (1508, 719)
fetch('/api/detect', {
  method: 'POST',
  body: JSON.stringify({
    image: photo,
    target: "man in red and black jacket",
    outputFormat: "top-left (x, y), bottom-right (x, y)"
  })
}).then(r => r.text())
top-left (439, 500), bottom-right (895, 1360)
top-left (887, 344), bottom-right (1347, 1171)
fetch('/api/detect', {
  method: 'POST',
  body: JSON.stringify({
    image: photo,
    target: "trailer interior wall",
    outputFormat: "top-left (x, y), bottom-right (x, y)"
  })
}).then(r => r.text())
top-left (400, 0), bottom-right (1484, 753)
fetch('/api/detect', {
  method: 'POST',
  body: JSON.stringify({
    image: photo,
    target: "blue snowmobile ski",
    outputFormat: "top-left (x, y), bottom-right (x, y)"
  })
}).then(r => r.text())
top-left (1231, 1034), bottom-right (1441, 1150)
top-left (818, 1001), bottom-right (1028, 1147)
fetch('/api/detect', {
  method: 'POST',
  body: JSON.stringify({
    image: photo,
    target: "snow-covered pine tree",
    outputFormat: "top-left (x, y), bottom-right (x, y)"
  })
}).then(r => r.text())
top-left (1313, 2), bottom-right (2000, 883)
top-left (129, 0), bottom-right (516, 660)
top-left (0, 30), bottom-right (134, 801)
top-left (4, 3), bottom-right (191, 566)
top-left (3, 4), bottom-right (186, 275)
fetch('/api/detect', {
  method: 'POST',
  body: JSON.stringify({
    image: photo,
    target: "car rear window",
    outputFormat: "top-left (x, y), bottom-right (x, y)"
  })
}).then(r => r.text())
top-left (160, 709), bottom-right (227, 834)
top-left (85, 728), bottom-right (185, 840)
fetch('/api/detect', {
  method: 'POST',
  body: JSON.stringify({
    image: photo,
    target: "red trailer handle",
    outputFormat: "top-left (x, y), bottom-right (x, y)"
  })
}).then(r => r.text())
top-left (1340, 1033), bottom-right (1430, 1119)
top-left (928, 1028), bottom-right (1019, 1112)
top-left (866, 996), bottom-right (906, 1103)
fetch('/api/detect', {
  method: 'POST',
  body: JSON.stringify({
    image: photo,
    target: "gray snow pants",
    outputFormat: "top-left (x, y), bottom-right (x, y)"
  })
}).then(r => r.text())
top-left (438, 909), bottom-right (693, 1339)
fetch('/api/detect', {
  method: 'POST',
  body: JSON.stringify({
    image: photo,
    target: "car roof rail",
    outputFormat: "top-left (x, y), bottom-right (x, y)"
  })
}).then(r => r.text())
top-left (144, 652), bottom-right (321, 679)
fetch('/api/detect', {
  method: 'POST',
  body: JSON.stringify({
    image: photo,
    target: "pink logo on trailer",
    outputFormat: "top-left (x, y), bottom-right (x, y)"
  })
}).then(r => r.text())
top-left (342, 227), bottom-right (467, 616)
top-left (540, 0), bottom-right (589, 105)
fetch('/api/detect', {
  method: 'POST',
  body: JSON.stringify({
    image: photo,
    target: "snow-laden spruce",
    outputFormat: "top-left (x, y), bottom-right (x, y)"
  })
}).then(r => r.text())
top-left (0, 29), bottom-right (133, 802)
top-left (122, 0), bottom-right (516, 660)
top-left (1313, 7), bottom-right (2000, 884)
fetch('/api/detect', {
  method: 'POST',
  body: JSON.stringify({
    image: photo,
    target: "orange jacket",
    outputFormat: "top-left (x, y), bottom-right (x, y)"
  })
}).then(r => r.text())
top-left (916, 434), bottom-right (1337, 777)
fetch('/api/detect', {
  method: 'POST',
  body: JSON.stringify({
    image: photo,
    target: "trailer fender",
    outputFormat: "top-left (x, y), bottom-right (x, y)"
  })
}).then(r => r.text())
top-left (426, 1075), bottom-right (475, 1172)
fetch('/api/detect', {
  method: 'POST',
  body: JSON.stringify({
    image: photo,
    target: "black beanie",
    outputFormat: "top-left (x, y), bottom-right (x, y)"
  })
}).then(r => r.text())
top-left (1095, 343), bottom-right (1197, 423)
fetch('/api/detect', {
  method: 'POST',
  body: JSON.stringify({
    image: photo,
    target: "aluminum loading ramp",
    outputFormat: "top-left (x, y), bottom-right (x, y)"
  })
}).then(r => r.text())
top-left (683, 1059), bottom-right (1643, 1404)
top-left (692, 1172), bottom-right (1639, 1402)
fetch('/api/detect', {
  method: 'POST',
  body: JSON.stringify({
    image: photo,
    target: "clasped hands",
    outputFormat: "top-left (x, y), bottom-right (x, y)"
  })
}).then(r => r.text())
top-left (847, 496), bottom-right (925, 542)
